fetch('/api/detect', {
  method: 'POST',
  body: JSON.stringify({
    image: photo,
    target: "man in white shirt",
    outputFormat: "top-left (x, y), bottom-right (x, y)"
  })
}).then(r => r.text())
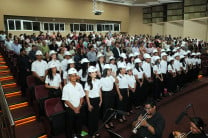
top-left (31, 50), bottom-right (48, 84)
top-left (61, 51), bottom-right (72, 72)
top-left (62, 68), bottom-right (85, 138)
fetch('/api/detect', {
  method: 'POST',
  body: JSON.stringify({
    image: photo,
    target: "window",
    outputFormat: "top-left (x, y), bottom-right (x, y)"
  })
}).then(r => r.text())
top-left (23, 21), bottom-right (32, 30)
top-left (15, 20), bottom-right (21, 30)
top-left (97, 24), bottom-right (102, 31)
top-left (49, 23), bottom-right (54, 31)
top-left (74, 24), bottom-right (80, 31)
top-left (80, 24), bottom-right (86, 31)
top-left (44, 23), bottom-right (49, 31)
top-left (60, 24), bottom-right (64, 31)
top-left (33, 22), bottom-right (40, 31)
top-left (88, 24), bottom-right (94, 31)
top-left (70, 24), bottom-right (73, 32)
top-left (55, 23), bottom-right (59, 31)
top-left (8, 20), bottom-right (15, 30)
top-left (114, 24), bottom-right (120, 31)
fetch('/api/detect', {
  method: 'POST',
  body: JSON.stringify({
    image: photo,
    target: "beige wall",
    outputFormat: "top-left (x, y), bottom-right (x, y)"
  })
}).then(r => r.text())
top-left (128, 7), bottom-right (151, 35)
top-left (152, 23), bottom-right (164, 36)
top-left (164, 22), bottom-right (183, 37)
top-left (0, 0), bottom-right (129, 32)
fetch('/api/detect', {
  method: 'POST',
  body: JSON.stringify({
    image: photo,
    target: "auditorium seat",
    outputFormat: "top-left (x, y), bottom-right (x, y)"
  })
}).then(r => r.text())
top-left (42, 97), bottom-right (66, 136)
top-left (33, 85), bottom-right (49, 118)
top-left (26, 75), bottom-right (36, 104)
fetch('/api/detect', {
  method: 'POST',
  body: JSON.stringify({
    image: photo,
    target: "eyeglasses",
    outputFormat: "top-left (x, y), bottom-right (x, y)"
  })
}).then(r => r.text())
top-left (144, 107), bottom-right (152, 110)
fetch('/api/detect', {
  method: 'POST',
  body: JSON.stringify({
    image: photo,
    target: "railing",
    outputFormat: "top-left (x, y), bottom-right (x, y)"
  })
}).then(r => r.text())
top-left (0, 82), bottom-right (15, 138)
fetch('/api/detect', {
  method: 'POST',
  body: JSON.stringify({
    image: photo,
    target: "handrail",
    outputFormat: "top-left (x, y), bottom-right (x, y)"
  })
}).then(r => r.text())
top-left (0, 82), bottom-right (15, 138)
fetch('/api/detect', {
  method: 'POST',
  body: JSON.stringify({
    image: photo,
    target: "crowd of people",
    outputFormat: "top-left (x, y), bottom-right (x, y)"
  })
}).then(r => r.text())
top-left (0, 31), bottom-right (207, 138)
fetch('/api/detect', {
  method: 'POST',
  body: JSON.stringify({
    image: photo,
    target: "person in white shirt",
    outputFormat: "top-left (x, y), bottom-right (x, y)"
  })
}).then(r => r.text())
top-left (96, 53), bottom-right (105, 78)
top-left (153, 56), bottom-right (163, 101)
top-left (133, 58), bottom-right (145, 107)
top-left (126, 66), bottom-right (136, 114)
top-left (78, 58), bottom-right (90, 87)
top-left (61, 51), bottom-right (72, 72)
top-left (85, 66), bottom-right (102, 138)
top-left (180, 55), bottom-right (188, 88)
top-left (167, 57), bottom-right (177, 94)
top-left (127, 53), bottom-right (135, 69)
top-left (63, 59), bottom-right (76, 86)
top-left (116, 63), bottom-right (128, 123)
top-left (109, 56), bottom-right (117, 75)
top-left (31, 50), bottom-right (48, 85)
top-left (45, 63), bottom-right (62, 97)
top-left (100, 64), bottom-right (117, 129)
top-left (160, 53), bottom-right (168, 96)
top-left (117, 53), bottom-right (127, 67)
top-left (62, 68), bottom-right (85, 138)
top-left (196, 52), bottom-right (201, 80)
top-left (173, 53), bottom-right (183, 91)
top-left (48, 50), bottom-right (62, 73)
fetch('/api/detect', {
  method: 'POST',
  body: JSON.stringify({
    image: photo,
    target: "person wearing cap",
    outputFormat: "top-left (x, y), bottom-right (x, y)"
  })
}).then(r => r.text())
top-left (109, 56), bottom-right (117, 75)
top-left (173, 53), bottom-right (183, 91)
top-left (133, 58), bottom-right (146, 107)
top-left (142, 53), bottom-right (153, 98)
top-left (185, 51), bottom-right (193, 83)
top-left (100, 64), bottom-right (117, 129)
top-left (31, 50), bottom-right (48, 85)
top-left (160, 53), bottom-right (168, 96)
top-left (151, 49), bottom-right (159, 65)
top-left (48, 50), bottom-right (62, 73)
top-left (61, 51), bottom-right (72, 72)
top-left (196, 52), bottom-right (201, 80)
top-left (180, 55), bottom-right (188, 87)
top-left (117, 53), bottom-right (127, 67)
top-left (85, 66), bottom-right (102, 138)
top-left (167, 57), bottom-right (177, 94)
top-left (105, 46), bottom-right (114, 63)
top-left (153, 56), bottom-right (163, 101)
top-left (127, 53), bottom-right (135, 69)
top-left (96, 53), bottom-right (105, 77)
top-left (126, 65), bottom-right (136, 114)
top-left (62, 68), bottom-right (85, 138)
top-left (63, 59), bottom-right (76, 86)
top-left (87, 46), bottom-right (97, 66)
top-left (78, 58), bottom-right (90, 87)
top-left (45, 63), bottom-right (62, 97)
top-left (116, 63), bottom-right (128, 123)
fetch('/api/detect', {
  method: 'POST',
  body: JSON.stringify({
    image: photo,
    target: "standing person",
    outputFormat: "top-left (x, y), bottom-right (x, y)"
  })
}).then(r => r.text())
top-left (100, 64), bottom-right (117, 129)
top-left (126, 66), bottom-right (136, 114)
top-left (173, 53), bottom-right (182, 91)
top-left (87, 46), bottom-right (97, 66)
top-left (31, 50), bottom-right (48, 85)
top-left (61, 51), bottom-right (72, 72)
top-left (62, 68), bottom-right (85, 138)
top-left (167, 57), bottom-right (177, 94)
top-left (45, 63), bottom-right (62, 97)
top-left (133, 58), bottom-right (145, 107)
top-left (127, 53), bottom-right (135, 69)
top-left (116, 63), bottom-right (128, 123)
top-left (160, 53), bottom-right (168, 96)
top-left (78, 58), bottom-right (90, 87)
top-left (96, 53), bottom-right (105, 78)
top-left (85, 66), bottom-right (102, 138)
top-left (131, 99), bottom-right (165, 138)
top-left (63, 59), bottom-right (75, 86)
top-left (48, 50), bottom-right (62, 73)
top-left (105, 46), bottom-right (114, 63)
top-left (112, 41), bottom-right (121, 59)
top-left (109, 56), bottom-right (117, 75)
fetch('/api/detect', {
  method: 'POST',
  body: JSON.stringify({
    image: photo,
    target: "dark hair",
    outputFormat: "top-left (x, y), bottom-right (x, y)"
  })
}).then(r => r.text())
top-left (102, 69), bottom-right (108, 78)
top-left (190, 117), bottom-right (206, 131)
top-left (135, 63), bottom-right (143, 72)
top-left (97, 59), bottom-right (103, 74)
top-left (20, 48), bottom-right (25, 53)
top-left (47, 68), bottom-right (54, 81)
top-left (87, 73), bottom-right (93, 90)
top-left (144, 98), bottom-right (156, 107)
top-left (81, 63), bottom-right (88, 78)
top-left (116, 68), bottom-right (122, 75)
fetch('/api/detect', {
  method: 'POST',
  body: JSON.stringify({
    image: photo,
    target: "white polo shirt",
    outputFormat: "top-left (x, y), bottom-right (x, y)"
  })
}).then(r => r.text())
top-left (78, 69), bottom-right (88, 82)
top-left (160, 60), bottom-right (167, 74)
top-left (45, 73), bottom-right (61, 87)
top-left (127, 62), bottom-right (135, 69)
top-left (110, 64), bottom-right (117, 74)
top-left (100, 76), bottom-right (115, 91)
top-left (173, 60), bottom-right (182, 72)
top-left (62, 82), bottom-right (85, 108)
top-left (61, 59), bottom-right (70, 71)
top-left (117, 74), bottom-right (129, 89)
top-left (153, 64), bottom-right (162, 74)
top-left (126, 75), bottom-right (136, 89)
top-left (142, 61), bottom-right (152, 78)
top-left (85, 79), bottom-right (101, 98)
top-left (63, 71), bottom-right (69, 83)
top-left (133, 67), bottom-right (144, 79)
top-left (31, 60), bottom-right (48, 77)
top-left (48, 60), bottom-right (62, 71)
top-left (168, 64), bottom-right (176, 73)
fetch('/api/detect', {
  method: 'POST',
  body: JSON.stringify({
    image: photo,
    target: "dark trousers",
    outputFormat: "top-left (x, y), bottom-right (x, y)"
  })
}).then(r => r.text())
top-left (88, 97), bottom-right (100, 136)
top-left (116, 88), bottom-right (128, 118)
top-left (102, 91), bottom-right (115, 122)
top-left (153, 78), bottom-right (163, 99)
top-left (135, 82), bottom-right (146, 106)
top-left (143, 78), bottom-right (153, 98)
top-left (127, 89), bottom-right (135, 112)
top-left (48, 88), bottom-right (62, 98)
top-left (66, 107), bottom-right (82, 138)
top-left (167, 74), bottom-right (177, 93)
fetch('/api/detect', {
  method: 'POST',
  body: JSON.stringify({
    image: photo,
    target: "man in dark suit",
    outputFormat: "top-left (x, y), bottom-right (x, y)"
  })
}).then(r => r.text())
top-left (112, 41), bottom-right (121, 59)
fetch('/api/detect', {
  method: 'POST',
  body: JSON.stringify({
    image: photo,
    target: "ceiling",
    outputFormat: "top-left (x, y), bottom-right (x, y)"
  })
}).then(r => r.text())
top-left (96, 0), bottom-right (183, 6)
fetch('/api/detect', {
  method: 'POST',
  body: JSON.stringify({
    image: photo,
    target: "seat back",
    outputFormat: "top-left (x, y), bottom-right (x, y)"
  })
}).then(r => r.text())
top-left (34, 85), bottom-right (49, 100)
top-left (26, 75), bottom-right (36, 88)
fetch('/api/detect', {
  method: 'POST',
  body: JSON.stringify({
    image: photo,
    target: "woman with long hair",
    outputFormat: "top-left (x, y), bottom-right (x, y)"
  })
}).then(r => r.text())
top-left (96, 53), bottom-right (105, 78)
top-left (62, 59), bottom-right (75, 86)
top-left (45, 63), bottom-right (62, 97)
top-left (109, 56), bottom-right (117, 75)
top-left (127, 53), bottom-right (135, 69)
top-left (48, 50), bottom-right (62, 73)
top-left (78, 58), bottom-right (90, 87)
top-left (167, 57), bottom-right (177, 94)
top-left (85, 66), bottom-right (102, 138)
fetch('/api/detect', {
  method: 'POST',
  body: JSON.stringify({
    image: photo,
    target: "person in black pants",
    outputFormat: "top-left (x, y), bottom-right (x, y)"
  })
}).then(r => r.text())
top-left (62, 68), bottom-right (85, 138)
top-left (85, 66), bottom-right (102, 138)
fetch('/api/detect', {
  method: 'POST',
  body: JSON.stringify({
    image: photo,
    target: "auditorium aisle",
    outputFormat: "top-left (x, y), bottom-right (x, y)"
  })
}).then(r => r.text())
top-left (0, 53), bottom-right (47, 138)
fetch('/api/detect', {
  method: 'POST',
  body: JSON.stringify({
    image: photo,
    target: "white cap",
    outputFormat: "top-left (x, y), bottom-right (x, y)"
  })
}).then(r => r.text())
top-left (161, 52), bottom-right (167, 57)
top-left (173, 48), bottom-right (177, 52)
top-left (153, 49), bottom-right (158, 53)
top-left (168, 57), bottom-right (174, 62)
top-left (120, 53), bottom-right (127, 59)
top-left (88, 66), bottom-right (97, 73)
top-left (81, 58), bottom-right (89, 64)
top-left (143, 53), bottom-right (151, 59)
top-left (196, 52), bottom-right (201, 56)
top-left (68, 59), bottom-right (75, 64)
top-left (180, 55), bottom-right (185, 59)
top-left (68, 68), bottom-right (78, 75)
top-left (104, 64), bottom-right (112, 69)
top-left (35, 50), bottom-right (43, 56)
top-left (128, 53), bottom-right (134, 58)
top-left (134, 52), bottom-right (140, 57)
top-left (126, 65), bottom-right (132, 71)
top-left (154, 56), bottom-right (160, 63)
top-left (134, 58), bottom-right (142, 64)
top-left (64, 51), bottom-right (72, 56)
top-left (191, 53), bottom-right (196, 56)
top-left (118, 63), bottom-right (126, 69)
top-left (97, 53), bottom-right (104, 58)
top-left (161, 49), bottom-right (166, 53)
top-left (109, 56), bottom-right (115, 60)
top-left (166, 48), bottom-right (171, 52)
top-left (49, 50), bottom-right (57, 56)
top-left (48, 63), bottom-right (56, 69)
top-left (173, 53), bottom-right (180, 58)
